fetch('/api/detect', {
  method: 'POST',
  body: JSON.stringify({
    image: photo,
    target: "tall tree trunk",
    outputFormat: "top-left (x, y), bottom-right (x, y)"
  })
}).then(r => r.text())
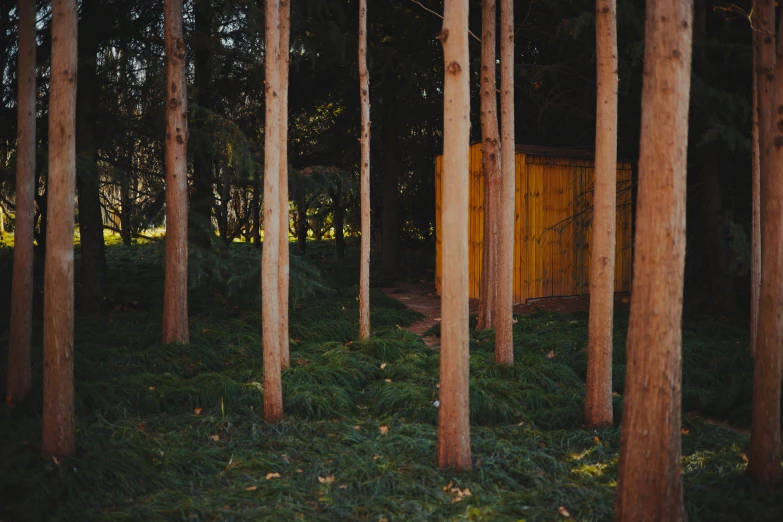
top-left (584, 0), bottom-right (618, 429)
top-left (162, 0), bottom-right (189, 344)
top-left (75, 0), bottom-right (106, 314)
top-left (262, 0), bottom-right (284, 421)
top-left (476, 0), bottom-right (500, 332)
top-left (750, 30), bottom-right (761, 357)
top-left (437, 0), bottom-right (471, 471)
top-left (278, 0), bottom-right (291, 369)
top-left (190, 0), bottom-right (215, 249)
top-left (613, 0), bottom-right (693, 519)
top-left (7, 0), bottom-right (37, 405)
top-left (747, 0), bottom-right (782, 486)
top-left (359, 0), bottom-right (371, 340)
top-left (42, 0), bottom-right (78, 458)
top-left (494, 0), bottom-right (514, 365)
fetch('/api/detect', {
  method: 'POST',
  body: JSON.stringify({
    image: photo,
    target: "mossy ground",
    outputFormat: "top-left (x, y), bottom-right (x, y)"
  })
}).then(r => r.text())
top-left (0, 239), bottom-right (781, 521)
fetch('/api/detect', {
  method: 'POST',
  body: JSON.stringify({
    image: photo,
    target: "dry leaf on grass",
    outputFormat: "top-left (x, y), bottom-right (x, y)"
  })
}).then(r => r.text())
top-left (379, 426), bottom-right (389, 435)
top-left (546, 350), bottom-right (556, 358)
top-left (194, 407), bottom-right (202, 415)
top-left (558, 506), bottom-right (571, 517)
top-left (246, 485), bottom-right (257, 491)
top-left (209, 434), bottom-right (220, 441)
top-left (266, 472), bottom-right (281, 480)
top-left (318, 475), bottom-right (335, 484)
top-left (353, 425), bottom-right (361, 430)
top-left (593, 436), bottom-right (600, 445)
top-left (380, 362), bottom-right (387, 370)
top-left (339, 484), bottom-right (348, 489)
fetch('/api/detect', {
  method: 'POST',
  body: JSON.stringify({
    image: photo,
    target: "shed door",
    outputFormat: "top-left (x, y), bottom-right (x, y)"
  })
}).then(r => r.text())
top-left (525, 160), bottom-right (584, 299)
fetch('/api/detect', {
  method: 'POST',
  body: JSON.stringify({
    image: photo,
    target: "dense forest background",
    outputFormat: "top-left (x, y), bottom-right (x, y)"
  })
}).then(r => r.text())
top-left (0, 0), bottom-right (753, 318)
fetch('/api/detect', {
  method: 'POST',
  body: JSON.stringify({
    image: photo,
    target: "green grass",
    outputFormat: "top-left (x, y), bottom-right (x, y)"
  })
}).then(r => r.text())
top-left (0, 241), bottom-right (781, 521)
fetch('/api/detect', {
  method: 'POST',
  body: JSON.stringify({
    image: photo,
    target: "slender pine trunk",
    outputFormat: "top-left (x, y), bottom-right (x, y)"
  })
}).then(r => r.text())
top-left (747, 0), bottom-right (782, 486)
top-left (359, 0), bottom-right (371, 340)
top-left (162, 0), bottom-right (190, 344)
top-left (613, 0), bottom-right (693, 518)
top-left (7, 0), bottom-right (37, 405)
top-left (437, 0), bottom-right (471, 471)
top-left (42, 0), bottom-right (78, 459)
top-left (278, 0), bottom-right (291, 369)
top-left (494, 0), bottom-right (514, 365)
top-left (476, 0), bottom-right (500, 332)
top-left (584, 0), bottom-right (618, 428)
top-left (262, 0), bottom-right (284, 421)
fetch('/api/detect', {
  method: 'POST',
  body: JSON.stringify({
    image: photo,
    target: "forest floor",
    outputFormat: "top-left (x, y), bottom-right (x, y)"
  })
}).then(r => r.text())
top-left (0, 239), bottom-right (781, 521)
top-left (380, 282), bottom-right (631, 346)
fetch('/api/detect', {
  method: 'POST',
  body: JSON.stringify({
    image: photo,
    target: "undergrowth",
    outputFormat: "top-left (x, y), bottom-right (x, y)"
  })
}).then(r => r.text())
top-left (0, 241), bottom-right (780, 521)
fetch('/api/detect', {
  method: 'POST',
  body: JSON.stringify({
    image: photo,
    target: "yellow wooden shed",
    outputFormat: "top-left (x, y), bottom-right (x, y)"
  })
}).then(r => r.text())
top-left (435, 143), bottom-right (633, 302)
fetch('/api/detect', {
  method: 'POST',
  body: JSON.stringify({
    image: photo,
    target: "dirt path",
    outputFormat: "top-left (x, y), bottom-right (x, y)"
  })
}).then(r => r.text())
top-left (381, 282), bottom-right (630, 347)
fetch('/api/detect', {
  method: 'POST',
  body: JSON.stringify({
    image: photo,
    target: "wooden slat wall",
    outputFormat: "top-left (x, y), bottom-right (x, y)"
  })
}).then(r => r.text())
top-left (434, 144), bottom-right (633, 301)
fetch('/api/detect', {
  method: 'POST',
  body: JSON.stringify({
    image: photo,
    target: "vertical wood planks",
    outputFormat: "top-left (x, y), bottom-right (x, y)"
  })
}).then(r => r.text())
top-left (435, 148), bottom-right (634, 301)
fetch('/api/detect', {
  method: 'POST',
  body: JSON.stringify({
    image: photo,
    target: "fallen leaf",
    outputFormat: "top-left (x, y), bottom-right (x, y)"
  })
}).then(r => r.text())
top-left (547, 350), bottom-right (556, 358)
top-left (137, 423), bottom-right (146, 431)
top-left (296, 469), bottom-right (303, 473)
top-left (558, 506), bottom-right (571, 517)
top-left (373, 455), bottom-right (382, 460)
top-left (681, 429), bottom-right (690, 435)
top-left (221, 506), bottom-right (230, 511)
top-left (593, 436), bottom-right (600, 445)
top-left (385, 378), bottom-right (392, 383)
top-left (434, 318), bottom-right (441, 322)
top-left (538, 441), bottom-right (547, 448)
top-left (246, 485), bottom-right (258, 491)
top-left (266, 472), bottom-right (281, 480)
top-left (148, 386), bottom-right (156, 391)
top-left (380, 362), bottom-right (387, 370)
top-left (443, 481), bottom-right (453, 492)
top-left (209, 434), bottom-right (220, 441)
top-left (740, 452), bottom-right (749, 462)
top-left (379, 426), bottom-right (389, 435)
top-left (52, 456), bottom-right (61, 465)
top-left (451, 497), bottom-right (462, 503)
top-left (339, 484), bottom-right (348, 489)
top-left (194, 407), bottom-right (202, 415)
top-left (318, 475), bottom-right (335, 484)
top-left (202, 328), bottom-right (208, 333)
top-left (461, 488), bottom-right (472, 497)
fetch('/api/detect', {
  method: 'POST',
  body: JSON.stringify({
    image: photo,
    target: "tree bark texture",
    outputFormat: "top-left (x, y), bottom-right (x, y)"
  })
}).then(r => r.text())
top-left (262, 0), bottom-right (284, 421)
top-left (162, 0), bottom-right (190, 344)
top-left (747, 0), bottom-right (782, 486)
top-left (437, 0), bottom-right (471, 471)
top-left (613, 0), bottom-right (693, 519)
top-left (75, 0), bottom-right (106, 314)
top-left (42, 0), bottom-right (78, 459)
top-left (278, 0), bottom-right (291, 369)
top-left (359, 0), bottom-right (371, 340)
top-left (7, 0), bottom-right (37, 405)
top-left (584, 0), bottom-right (618, 429)
top-left (476, 0), bottom-right (500, 332)
top-left (494, 0), bottom-right (514, 365)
